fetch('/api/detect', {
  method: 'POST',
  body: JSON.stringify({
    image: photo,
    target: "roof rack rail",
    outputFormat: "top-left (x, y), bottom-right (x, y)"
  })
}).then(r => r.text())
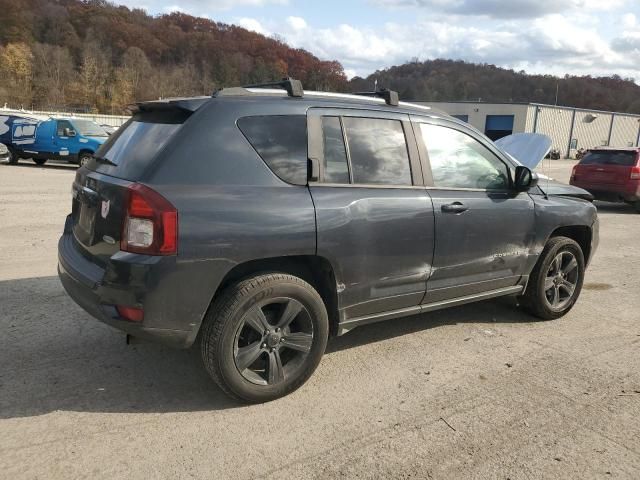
top-left (353, 88), bottom-right (399, 107)
top-left (242, 77), bottom-right (304, 98)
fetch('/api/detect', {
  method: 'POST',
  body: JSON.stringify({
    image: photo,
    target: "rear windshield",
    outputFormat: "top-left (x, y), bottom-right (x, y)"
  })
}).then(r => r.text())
top-left (90, 110), bottom-right (189, 179)
top-left (580, 151), bottom-right (638, 167)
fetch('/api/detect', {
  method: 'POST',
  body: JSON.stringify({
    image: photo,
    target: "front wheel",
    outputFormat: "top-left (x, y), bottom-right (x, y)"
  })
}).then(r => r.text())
top-left (78, 152), bottom-right (92, 167)
top-left (520, 237), bottom-right (585, 320)
top-left (201, 273), bottom-right (329, 403)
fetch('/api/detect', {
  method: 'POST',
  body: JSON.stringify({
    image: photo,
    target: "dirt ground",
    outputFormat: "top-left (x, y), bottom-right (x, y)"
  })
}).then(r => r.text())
top-left (1, 159), bottom-right (639, 479)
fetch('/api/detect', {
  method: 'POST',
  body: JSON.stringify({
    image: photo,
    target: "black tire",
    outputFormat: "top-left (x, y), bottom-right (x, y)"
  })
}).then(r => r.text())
top-left (201, 273), bottom-right (329, 403)
top-left (33, 158), bottom-right (47, 166)
top-left (78, 152), bottom-right (92, 167)
top-left (634, 201), bottom-right (640, 214)
top-left (7, 147), bottom-right (18, 164)
top-left (520, 236), bottom-right (585, 320)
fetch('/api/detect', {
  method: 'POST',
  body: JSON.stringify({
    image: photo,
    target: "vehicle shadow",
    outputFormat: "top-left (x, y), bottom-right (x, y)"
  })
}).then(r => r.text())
top-left (594, 201), bottom-right (637, 215)
top-left (0, 160), bottom-right (77, 171)
top-left (326, 296), bottom-right (532, 354)
top-left (0, 275), bottom-right (538, 419)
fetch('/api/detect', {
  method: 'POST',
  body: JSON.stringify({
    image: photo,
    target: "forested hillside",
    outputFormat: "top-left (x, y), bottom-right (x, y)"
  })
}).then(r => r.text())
top-left (0, 0), bottom-right (347, 113)
top-left (350, 59), bottom-right (640, 113)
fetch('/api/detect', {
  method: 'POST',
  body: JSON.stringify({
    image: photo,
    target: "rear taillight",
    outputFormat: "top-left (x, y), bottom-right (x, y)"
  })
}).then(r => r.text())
top-left (570, 165), bottom-right (578, 181)
top-left (631, 167), bottom-right (640, 180)
top-left (121, 183), bottom-right (178, 255)
top-left (116, 305), bottom-right (144, 322)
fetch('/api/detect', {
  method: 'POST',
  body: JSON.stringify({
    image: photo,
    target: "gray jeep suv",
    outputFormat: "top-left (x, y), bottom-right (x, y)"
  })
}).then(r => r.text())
top-left (58, 79), bottom-right (599, 402)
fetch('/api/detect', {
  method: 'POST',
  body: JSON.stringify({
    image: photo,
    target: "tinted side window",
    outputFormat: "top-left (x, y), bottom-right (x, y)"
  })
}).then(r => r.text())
top-left (343, 117), bottom-right (412, 186)
top-left (57, 120), bottom-right (73, 136)
top-left (238, 115), bottom-right (308, 185)
top-left (420, 123), bottom-right (509, 190)
top-left (321, 116), bottom-right (349, 183)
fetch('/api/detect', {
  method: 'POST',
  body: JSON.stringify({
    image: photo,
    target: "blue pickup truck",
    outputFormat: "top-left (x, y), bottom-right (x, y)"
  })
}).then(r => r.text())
top-left (0, 115), bottom-right (109, 166)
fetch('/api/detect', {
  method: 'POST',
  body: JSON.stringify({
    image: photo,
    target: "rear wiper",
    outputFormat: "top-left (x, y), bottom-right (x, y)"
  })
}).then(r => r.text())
top-left (93, 156), bottom-right (117, 166)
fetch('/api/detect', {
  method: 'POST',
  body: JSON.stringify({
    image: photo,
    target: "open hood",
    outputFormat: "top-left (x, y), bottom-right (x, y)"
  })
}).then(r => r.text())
top-left (495, 133), bottom-right (552, 170)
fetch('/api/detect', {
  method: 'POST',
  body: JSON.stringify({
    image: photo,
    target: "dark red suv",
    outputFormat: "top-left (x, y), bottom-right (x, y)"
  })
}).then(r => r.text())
top-left (570, 148), bottom-right (640, 212)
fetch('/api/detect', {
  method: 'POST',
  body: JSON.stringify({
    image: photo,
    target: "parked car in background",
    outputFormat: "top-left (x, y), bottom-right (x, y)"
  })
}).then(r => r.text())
top-left (58, 80), bottom-right (599, 403)
top-left (0, 142), bottom-right (9, 162)
top-left (25, 117), bottom-right (109, 166)
top-left (570, 147), bottom-right (640, 213)
top-left (1, 115), bottom-right (108, 166)
top-left (0, 114), bottom-right (40, 164)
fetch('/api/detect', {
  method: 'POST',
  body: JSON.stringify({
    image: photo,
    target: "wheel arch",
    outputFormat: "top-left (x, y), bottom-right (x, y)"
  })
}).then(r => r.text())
top-left (209, 255), bottom-right (341, 337)
top-left (549, 225), bottom-right (592, 263)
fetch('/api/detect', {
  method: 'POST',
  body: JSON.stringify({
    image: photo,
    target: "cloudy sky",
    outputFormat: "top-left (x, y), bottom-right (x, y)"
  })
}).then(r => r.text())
top-left (122, 0), bottom-right (640, 80)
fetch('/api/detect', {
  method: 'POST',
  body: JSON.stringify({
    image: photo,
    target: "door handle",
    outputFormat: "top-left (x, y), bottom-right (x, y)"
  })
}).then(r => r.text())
top-left (441, 202), bottom-right (468, 214)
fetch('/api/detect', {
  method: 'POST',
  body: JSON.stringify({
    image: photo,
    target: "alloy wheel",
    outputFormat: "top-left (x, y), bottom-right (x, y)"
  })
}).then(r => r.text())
top-left (544, 251), bottom-right (579, 310)
top-left (233, 297), bottom-right (314, 386)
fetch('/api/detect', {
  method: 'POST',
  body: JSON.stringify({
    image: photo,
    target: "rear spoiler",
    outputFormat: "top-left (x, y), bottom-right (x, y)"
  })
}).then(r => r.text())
top-left (128, 96), bottom-right (210, 114)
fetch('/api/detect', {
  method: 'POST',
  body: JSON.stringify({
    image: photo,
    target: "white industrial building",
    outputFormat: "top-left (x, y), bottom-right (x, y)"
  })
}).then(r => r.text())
top-left (420, 102), bottom-right (640, 159)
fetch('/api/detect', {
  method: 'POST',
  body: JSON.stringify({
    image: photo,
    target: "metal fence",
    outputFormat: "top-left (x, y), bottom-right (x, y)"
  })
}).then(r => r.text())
top-left (0, 107), bottom-right (130, 127)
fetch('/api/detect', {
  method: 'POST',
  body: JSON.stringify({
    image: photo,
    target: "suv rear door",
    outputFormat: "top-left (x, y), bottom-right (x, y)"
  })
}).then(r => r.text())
top-left (70, 108), bottom-right (190, 264)
top-left (413, 116), bottom-right (536, 302)
top-left (307, 108), bottom-right (434, 321)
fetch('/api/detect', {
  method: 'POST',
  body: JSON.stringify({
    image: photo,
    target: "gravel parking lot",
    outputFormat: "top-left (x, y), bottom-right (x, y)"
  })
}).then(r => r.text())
top-left (1, 159), bottom-right (639, 479)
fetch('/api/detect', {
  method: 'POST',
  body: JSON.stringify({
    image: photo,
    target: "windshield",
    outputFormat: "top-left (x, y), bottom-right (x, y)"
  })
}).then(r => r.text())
top-left (73, 119), bottom-right (108, 137)
top-left (580, 150), bottom-right (638, 167)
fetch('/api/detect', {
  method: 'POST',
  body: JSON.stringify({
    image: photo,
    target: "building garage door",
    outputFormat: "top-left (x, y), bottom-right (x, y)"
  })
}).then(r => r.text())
top-left (485, 115), bottom-right (514, 141)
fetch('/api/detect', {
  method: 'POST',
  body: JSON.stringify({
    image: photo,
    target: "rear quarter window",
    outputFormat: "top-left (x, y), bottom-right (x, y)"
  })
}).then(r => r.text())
top-left (237, 115), bottom-right (308, 185)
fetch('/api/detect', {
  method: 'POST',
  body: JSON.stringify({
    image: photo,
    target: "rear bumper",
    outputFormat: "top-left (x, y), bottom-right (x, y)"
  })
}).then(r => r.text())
top-left (570, 181), bottom-right (640, 203)
top-left (57, 216), bottom-right (201, 348)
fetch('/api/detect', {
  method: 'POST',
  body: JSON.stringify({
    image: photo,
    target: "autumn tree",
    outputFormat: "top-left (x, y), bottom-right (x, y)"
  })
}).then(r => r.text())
top-left (0, 42), bottom-right (34, 108)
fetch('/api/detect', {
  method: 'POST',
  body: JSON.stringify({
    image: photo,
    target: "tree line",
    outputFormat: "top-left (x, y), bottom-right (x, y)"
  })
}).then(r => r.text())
top-left (1, 1), bottom-right (638, 114)
top-left (350, 59), bottom-right (640, 113)
top-left (0, 0), bottom-right (347, 113)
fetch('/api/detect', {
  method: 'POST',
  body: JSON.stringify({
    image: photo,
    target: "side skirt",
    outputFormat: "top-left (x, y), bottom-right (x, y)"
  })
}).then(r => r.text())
top-left (336, 285), bottom-right (524, 336)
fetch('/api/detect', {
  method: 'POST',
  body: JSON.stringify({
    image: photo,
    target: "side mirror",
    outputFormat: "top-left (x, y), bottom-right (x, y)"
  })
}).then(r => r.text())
top-left (514, 165), bottom-right (539, 191)
top-left (64, 128), bottom-right (76, 137)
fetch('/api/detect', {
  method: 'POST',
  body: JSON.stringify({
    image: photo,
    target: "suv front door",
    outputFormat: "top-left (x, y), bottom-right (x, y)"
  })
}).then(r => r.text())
top-left (307, 108), bottom-right (435, 323)
top-left (413, 118), bottom-right (536, 303)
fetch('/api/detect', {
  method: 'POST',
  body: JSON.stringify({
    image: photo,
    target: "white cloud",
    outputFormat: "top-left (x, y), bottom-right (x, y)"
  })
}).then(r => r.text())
top-left (259, 13), bottom-right (638, 80)
top-left (286, 16), bottom-right (307, 31)
top-left (236, 17), bottom-right (269, 35)
top-left (623, 13), bottom-right (637, 28)
top-left (371, 0), bottom-right (627, 19)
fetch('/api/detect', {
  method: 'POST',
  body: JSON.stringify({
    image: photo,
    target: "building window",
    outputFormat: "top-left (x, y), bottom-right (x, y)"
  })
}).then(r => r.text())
top-left (453, 115), bottom-right (469, 123)
top-left (570, 139), bottom-right (578, 150)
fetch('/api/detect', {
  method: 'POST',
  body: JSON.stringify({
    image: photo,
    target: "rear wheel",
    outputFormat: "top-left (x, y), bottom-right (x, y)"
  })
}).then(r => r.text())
top-left (520, 236), bottom-right (585, 320)
top-left (201, 273), bottom-right (328, 403)
top-left (7, 147), bottom-right (18, 164)
top-left (33, 158), bottom-right (47, 166)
